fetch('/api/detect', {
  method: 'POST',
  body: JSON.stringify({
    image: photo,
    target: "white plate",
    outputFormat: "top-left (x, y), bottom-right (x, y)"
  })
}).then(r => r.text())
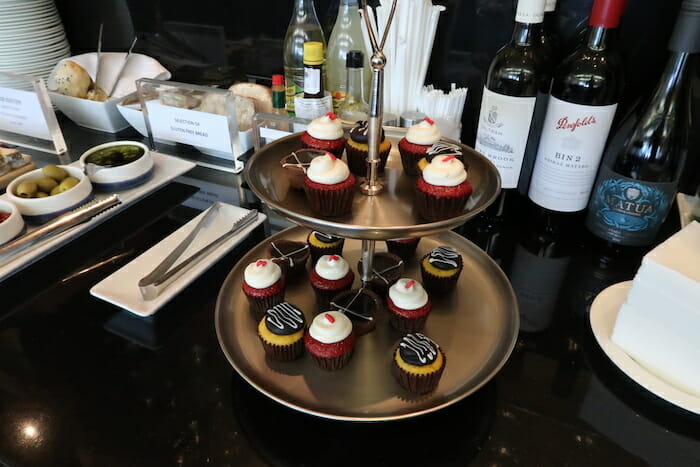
top-left (91, 203), bottom-right (265, 317)
top-left (0, 152), bottom-right (196, 281)
top-left (590, 281), bottom-right (700, 415)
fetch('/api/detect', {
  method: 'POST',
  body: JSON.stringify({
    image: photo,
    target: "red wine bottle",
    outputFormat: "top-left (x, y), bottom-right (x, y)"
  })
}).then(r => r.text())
top-left (527, 0), bottom-right (627, 213)
top-left (475, 0), bottom-right (550, 192)
top-left (585, 0), bottom-right (700, 246)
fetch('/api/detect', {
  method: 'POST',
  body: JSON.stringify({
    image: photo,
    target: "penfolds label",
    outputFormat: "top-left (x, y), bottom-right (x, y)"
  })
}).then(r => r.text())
top-left (475, 87), bottom-right (537, 189)
top-left (528, 96), bottom-right (617, 212)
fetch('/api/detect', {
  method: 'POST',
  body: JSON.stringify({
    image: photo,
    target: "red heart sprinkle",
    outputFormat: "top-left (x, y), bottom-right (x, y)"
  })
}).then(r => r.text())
top-left (326, 112), bottom-right (337, 120)
top-left (256, 260), bottom-right (267, 267)
top-left (329, 255), bottom-right (340, 261)
top-left (443, 155), bottom-right (457, 162)
top-left (324, 313), bottom-right (335, 323)
top-left (405, 280), bottom-right (416, 289)
top-left (326, 152), bottom-right (337, 161)
top-left (424, 117), bottom-right (435, 125)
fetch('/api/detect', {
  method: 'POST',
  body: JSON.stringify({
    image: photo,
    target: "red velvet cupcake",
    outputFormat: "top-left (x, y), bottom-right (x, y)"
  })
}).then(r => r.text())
top-left (309, 254), bottom-right (355, 310)
top-left (242, 259), bottom-right (286, 317)
top-left (303, 152), bottom-right (356, 217)
top-left (398, 117), bottom-right (441, 176)
top-left (415, 155), bottom-right (473, 221)
top-left (386, 278), bottom-right (432, 333)
top-left (304, 311), bottom-right (356, 370)
top-left (300, 112), bottom-right (346, 158)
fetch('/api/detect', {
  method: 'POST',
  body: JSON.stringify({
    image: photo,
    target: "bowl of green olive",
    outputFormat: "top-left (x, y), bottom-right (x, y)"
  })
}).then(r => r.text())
top-left (79, 141), bottom-right (153, 191)
top-left (6, 165), bottom-right (93, 224)
top-left (0, 200), bottom-right (24, 246)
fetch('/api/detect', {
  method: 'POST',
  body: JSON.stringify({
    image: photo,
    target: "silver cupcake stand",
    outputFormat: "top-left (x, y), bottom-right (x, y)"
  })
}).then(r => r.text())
top-left (215, 1), bottom-right (519, 421)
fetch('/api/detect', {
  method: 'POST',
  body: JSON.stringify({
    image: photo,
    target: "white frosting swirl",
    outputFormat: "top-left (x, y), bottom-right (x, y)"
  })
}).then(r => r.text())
top-left (306, 153), bottom-right (351, 185)
top-left (406, 119), bottom-right (441, 145)
top-left (306, 114), bottom-right (344, 140)
top-left (422, 155), bottom-right (468, 187)
top-left (314, 254), bottom-right (350, 280)
top-left (309, 311), bottom-right (352, 343)
top-left (244, 259), bottom-right (282, 289)
top-left (389, 278), bottom-right (428, 310)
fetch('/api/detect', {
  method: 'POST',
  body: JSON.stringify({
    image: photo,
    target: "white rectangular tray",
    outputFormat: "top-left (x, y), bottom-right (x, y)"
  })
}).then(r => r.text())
top-left (90, 203), bottom-right (265, 317)
top-left (0, 152), bottom-right (196, 281)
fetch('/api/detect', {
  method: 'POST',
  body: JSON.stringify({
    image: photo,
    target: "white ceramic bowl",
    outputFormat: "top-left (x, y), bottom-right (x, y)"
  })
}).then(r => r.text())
top-left (79, 141), bottom-right (154, 191)
top-left (6, 166), bottom-right (93, 224)
top-left (116, 101), bottom-right (149, 137)
top-left (50, 92), bottom-right (130, 133)
top-left (0, 200), bottom-right (25, 245)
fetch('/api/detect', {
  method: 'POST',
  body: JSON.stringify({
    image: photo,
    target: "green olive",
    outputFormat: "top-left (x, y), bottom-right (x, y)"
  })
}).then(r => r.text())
top-left (56, 176), bottom-right (80, 194)
top-left (16, 181), bottom-right (38, 198)
top-left (35, 191), bottom-right (49, 198)
top-left (50, 185), bottom-right (63, 196)
top-left (42, 165), bottom-right (68, 182)
top-left (35, 176), bottom-right (58, 193)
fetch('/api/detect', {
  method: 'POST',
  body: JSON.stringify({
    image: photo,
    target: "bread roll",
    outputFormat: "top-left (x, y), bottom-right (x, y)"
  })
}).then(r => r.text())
top-left (229, 82), bottom-right (273, 114)
top-left (53, 61), bottom-right (92, 99)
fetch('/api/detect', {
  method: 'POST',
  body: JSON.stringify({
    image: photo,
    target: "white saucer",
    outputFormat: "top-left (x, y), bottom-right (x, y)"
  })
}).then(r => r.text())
top-left (590, 281), bottom-right (700, 415)
top-left (90, 203), bottom-right (266, 317)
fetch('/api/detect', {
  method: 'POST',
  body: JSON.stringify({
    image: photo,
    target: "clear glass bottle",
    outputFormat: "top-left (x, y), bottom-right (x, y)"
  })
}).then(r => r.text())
top-left (338, 50), bottom-right (369, 121)
top-left (283, 0), bottom-right (325, 114)
top-left (326, 0), bottom-right (370, 112)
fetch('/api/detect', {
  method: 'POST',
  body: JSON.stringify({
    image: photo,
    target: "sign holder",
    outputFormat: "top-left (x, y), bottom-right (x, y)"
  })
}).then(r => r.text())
top-left (0, 72), bottom-right (68, 163)
top-left (136, 78), bottom-right (244, 173)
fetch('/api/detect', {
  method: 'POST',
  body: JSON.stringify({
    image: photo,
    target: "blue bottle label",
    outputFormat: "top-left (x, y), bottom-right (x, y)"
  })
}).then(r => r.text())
top-left (586, 164), bottom-right (677, 246)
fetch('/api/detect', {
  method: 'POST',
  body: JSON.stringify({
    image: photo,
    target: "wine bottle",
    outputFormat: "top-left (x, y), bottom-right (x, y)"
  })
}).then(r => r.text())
top-left (283, 0), bottom-right (325, 113)
top-left (540, 0), bottom-right (561, 69)
top-left (474, 0), bottom-right (549, 191)
top-left (585, 0), bottom-right (700, 246)
top-left (527, 0), bottom-right (626, 213)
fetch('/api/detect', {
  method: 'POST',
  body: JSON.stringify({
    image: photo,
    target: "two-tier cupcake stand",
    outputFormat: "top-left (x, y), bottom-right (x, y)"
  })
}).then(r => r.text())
top-left (214, 1), bottom-right (519, 421)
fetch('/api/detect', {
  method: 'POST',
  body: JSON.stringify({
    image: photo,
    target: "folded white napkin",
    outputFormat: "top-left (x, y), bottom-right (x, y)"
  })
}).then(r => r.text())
top-left (48, 52), bottom-right (171, 99)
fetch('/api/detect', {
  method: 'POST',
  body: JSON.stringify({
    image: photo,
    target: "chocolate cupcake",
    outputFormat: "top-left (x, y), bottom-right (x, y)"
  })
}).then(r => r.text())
top-left (330, 288), bottom-right (382, 336)
top-left (415, 155), bottom-right (473, 221)
top-left (257, 302), bottom-right (306, 361)
top-left (392, 333), bottom-right (446, 394)
top-left (269, 240), bottom-right (310, 277)
top-left (345, 120), bottom-right (392, 176)
top-left (420, 246), bottom-right (463, 294)
top-left (307, 231), bottom-right (345, 263)
top-left (303, 152), bottom-right (356, 217)
top-left (385, 238), bottom-right (421, 262)
top-left (357, 252), bottom-right (404, 297)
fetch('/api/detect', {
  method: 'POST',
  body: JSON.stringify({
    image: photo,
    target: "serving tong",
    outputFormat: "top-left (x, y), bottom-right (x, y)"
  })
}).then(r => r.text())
top-left (138, 205), bottom-right (259, 301)
top-left (94, 24), bottom-right (138, 98)
top-left (0, 195), bottom-right (122, 265)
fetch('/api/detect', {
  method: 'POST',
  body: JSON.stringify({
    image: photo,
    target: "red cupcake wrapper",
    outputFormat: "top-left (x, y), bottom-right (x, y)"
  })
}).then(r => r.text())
top-left (303, 174), bottom-right (356, 217)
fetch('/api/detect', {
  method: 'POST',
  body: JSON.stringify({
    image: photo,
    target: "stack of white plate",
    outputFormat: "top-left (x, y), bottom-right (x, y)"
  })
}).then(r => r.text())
top-left (0, 0), bottom-right (71, 90)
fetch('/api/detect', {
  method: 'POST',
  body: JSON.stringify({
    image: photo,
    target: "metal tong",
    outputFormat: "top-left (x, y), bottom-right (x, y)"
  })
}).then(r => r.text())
top-left (0, 195), bottom-right (122, 265)
top-left (107, 36), bottom-right (138, 98)
top-left (138, 205), bottom-right (259, 301)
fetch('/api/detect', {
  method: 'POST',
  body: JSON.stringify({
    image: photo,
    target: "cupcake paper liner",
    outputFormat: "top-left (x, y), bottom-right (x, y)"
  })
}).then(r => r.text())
top-left (415, 189), bottom-right (470, 221)
top-left (421, 265), bottom-right (463, 294)
top-left (388, 313), bottom-right (428, 333)
top-left (303, 181), bottom-right (355, 217)
top-left (310, 348), bottom-right (353, 371)
top-left (259, 336), bottom-right (305, 362)
top-left (245, 290), bottom-right (285, 318)
top-left (345, 144), bottom-right (391, 176)
top-left (392, 351), bottom-right (446, 394)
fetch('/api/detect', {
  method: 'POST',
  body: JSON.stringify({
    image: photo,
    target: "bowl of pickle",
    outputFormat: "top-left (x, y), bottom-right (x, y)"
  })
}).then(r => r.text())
top-left (0, 200), bottom-right (24, 246)
top-left (79, 141), bottom-right (153, 191)
top-left (6, 165), bottom-right (93, 224)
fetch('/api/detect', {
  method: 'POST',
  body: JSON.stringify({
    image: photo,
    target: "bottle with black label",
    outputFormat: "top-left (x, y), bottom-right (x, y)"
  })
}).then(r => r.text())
top-left (527, 0), bottom-right (626, 213)
top-left (586, 0), bottom-right (699, 246)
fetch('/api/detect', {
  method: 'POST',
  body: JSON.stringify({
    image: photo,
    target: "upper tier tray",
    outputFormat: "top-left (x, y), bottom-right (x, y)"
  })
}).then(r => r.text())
top-left (245, 128), bottom-right (501, 240)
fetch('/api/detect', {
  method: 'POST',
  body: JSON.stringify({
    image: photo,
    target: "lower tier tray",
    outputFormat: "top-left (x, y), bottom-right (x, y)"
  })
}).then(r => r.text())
top-left (215, 226), bottom-right (519, 421)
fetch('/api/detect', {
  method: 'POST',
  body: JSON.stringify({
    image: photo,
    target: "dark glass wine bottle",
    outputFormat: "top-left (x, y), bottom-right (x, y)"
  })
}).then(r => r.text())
top-left (586, 0), bottom-right (700, 246)
top-left (475, 0), bottom-right (549, 193)
top-left (527, 0), bottom-right (626, 213)
top-left (540, 0), bottom-right (561, 69)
